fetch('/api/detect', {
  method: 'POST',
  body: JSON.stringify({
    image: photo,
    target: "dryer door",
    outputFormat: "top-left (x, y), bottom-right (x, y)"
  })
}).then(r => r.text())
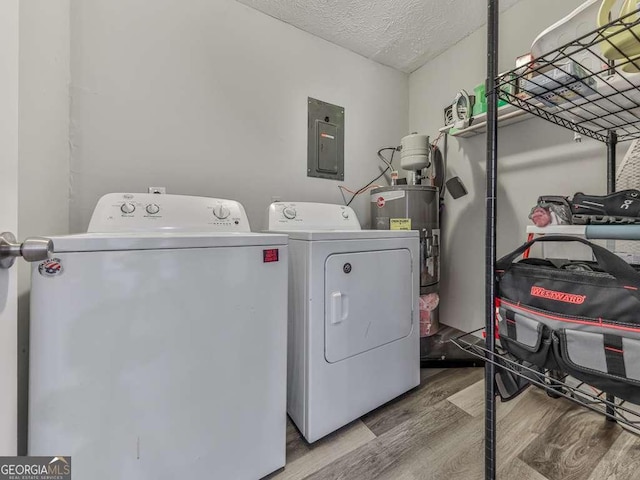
top-left (324, 249), bottom-right (413, 363)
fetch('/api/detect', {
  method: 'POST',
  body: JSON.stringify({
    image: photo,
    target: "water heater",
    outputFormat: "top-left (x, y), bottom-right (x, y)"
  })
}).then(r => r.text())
top-left (370, 185), bottom-right (440, 336)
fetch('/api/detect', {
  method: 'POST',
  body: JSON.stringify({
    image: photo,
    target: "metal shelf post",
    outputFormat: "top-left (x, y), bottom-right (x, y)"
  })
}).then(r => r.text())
top-left (485, 0), bottom-right (499, 479)
top-left (608, 130), bottom-right (618, 195)
top-left (606, 130), bottom-right (618, 420)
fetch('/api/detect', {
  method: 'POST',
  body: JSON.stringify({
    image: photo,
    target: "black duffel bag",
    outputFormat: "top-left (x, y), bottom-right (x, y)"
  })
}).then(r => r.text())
top-left (496, 235), bottom-right (640, 403)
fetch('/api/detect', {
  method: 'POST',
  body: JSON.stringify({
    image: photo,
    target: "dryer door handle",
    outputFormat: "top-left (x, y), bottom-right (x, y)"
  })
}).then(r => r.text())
top-left (330, 292), bottom-right (349, 324)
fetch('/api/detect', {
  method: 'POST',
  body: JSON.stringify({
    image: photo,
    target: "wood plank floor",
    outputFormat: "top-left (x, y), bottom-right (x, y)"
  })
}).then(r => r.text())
top-left (265, 368), bottom-right (640, 480)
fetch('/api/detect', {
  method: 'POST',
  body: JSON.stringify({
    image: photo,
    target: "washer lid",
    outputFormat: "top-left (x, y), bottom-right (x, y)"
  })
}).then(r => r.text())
top-left (270, 230), bottom-right (418, 241)
top-left (48, 232), bottom-right (288, 253)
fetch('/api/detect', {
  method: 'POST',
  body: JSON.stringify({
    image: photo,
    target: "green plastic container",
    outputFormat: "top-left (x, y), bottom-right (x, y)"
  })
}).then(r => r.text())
top-left (473, 84), bottom-right (487, 116)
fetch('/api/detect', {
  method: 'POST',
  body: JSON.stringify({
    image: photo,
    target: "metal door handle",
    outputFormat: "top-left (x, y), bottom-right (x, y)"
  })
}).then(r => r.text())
top-left (0, 232), bottom-right (53, 269)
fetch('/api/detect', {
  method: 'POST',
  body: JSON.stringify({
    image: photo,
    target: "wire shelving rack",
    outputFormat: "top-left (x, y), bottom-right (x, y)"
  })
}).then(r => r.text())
top-left (452, 331), bottom-right (640, 432)
top-left (480, 2), bottom-right (640, 479)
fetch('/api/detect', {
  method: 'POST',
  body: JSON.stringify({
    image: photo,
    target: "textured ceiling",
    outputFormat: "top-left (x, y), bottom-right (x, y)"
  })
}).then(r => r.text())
top-left (235, 0), bottom-right (525, 73)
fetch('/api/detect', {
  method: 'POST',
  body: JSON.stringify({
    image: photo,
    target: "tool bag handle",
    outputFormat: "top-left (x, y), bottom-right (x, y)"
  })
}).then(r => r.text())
top-left (496, 235), bottom-right (640, 296)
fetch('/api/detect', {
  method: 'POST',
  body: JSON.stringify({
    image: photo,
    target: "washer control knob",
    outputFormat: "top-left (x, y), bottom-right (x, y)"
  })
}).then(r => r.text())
top-left (341, 210), bottom-right (349, 219)
top-left (146, 204), bottom-right (160, 215)
top-left (283, 207), bottom-right (297, 220)
top-left (121, 203), bottom-right (136, 214)
top-left (213, 205), bottom-right (230, 219)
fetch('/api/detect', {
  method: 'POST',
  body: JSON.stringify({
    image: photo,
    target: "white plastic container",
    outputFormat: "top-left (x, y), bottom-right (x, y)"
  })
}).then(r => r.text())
top-left (531, 0), bottom-right (605, 72)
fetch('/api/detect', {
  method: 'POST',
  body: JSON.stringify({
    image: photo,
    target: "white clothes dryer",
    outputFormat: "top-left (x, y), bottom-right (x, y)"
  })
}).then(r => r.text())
top-left (268, 202), bottom-right (419, 443)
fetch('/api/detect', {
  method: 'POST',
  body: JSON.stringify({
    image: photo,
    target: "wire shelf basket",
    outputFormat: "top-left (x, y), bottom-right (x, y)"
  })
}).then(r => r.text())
top-left (452, 330), bottom-right (640, 436)
top-left (497, 8), bottom-right (640, 143)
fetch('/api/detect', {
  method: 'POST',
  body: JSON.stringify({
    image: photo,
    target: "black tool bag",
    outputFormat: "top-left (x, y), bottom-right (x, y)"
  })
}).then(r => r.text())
top-left (496, 236), bottom-right (640, 403)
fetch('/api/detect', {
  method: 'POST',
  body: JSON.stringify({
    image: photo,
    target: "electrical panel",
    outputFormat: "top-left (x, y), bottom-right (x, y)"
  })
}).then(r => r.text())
top-left (307, 98), bottom-right (344, 181)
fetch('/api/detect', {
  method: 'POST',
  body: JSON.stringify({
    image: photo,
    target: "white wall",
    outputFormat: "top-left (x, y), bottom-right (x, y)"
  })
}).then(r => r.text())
top-left (0, 0), bottom-right (19, 456)
top-left (17, 0), bottom-right (71, 454)
top-left (410, 0), bottom-right (629, 333)
top-left (68, 0), bottom-right (409, 232)
top-left (18, 1), bottom-right (70, 262)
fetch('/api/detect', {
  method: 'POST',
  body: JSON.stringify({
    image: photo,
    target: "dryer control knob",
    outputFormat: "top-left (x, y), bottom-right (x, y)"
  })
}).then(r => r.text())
top-left (121, 203), bottom-right (136, 214)
top-left (283, 207), bottom-right (297, 220)
top-left (213, 205), bottom-right (230, 219)
top-left (341, 211), bottom-right (349, 219)
top-left (146, 204), bottom-right (160, 215)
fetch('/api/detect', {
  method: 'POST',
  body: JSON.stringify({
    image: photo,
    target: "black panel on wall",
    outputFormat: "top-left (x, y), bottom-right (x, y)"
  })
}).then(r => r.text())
top-left (307, 97), bottom-right (344, 181)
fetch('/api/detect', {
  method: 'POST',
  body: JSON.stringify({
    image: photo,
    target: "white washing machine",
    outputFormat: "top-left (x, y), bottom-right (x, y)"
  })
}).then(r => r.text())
top-left (267, 202), bottom-right (420, 443)
top-left (29, 193), bottom-right (288, 480)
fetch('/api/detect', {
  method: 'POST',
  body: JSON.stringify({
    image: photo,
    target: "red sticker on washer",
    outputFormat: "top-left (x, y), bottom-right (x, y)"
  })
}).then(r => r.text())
top-left (377, 197), bottom-right (386, 208)
top-left (263, 249), bottom-right (279, 263)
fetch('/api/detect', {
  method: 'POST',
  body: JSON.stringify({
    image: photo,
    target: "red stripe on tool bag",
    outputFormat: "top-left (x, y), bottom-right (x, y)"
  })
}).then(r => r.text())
top-left (501, 299), bottom-right (640, 335)
top-left (505, 309), bottom-right (517, 340)
top-left (604, 334), bottom-right (626, 378)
